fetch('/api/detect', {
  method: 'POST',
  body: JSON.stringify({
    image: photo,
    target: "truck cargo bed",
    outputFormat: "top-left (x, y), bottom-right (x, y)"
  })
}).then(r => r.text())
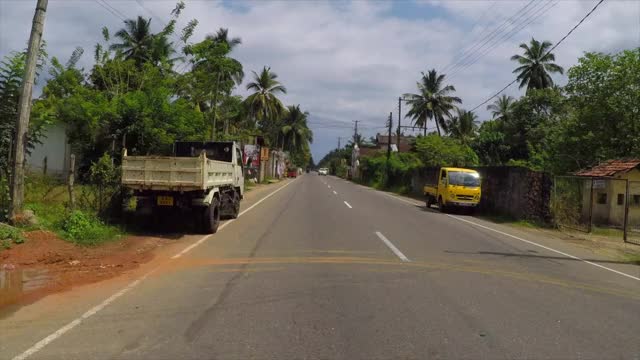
top-left (121, 152), bottom-right (235, 191)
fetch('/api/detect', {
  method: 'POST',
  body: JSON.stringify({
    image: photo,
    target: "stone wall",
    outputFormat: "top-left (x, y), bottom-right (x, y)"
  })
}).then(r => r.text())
top-left (409, 166), bottom-right (552, 222)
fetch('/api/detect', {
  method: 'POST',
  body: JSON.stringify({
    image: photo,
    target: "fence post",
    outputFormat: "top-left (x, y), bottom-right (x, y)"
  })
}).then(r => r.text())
top-left (67, 154), bottom-right (75, 210)
top-left (588, 178), bottom-right (594, 233)
top-left (43, 156), bottom-right (47, 176)
top-left (623, 179), bottom-right (630, 243)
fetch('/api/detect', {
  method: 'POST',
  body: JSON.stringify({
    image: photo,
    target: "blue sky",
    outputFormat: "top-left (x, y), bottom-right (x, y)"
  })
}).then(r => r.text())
top-left (1, 0), bottom-right (638, 162)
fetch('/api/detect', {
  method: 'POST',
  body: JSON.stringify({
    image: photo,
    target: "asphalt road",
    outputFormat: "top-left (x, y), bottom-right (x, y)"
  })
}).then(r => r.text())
top-left (2, 173), bottom-right (640, 360)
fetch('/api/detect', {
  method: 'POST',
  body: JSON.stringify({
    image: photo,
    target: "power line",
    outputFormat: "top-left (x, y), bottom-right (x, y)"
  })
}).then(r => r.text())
top-left (443, 0), bottom-right (538, 75)
top-left (441, 1), bottom-right (501, 73)
top-left (97, 0), bottom-right (126, 20)
top-left (94, 0), bottom-right (125, 21)
top-left (470, 0), bottom-right (607, 112)
top-left (449, 0), bottom-right (559, 81)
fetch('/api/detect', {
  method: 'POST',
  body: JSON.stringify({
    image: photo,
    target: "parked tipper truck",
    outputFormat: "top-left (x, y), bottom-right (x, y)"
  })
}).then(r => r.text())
top-left (424, 167), bottom-right (481, 212)
top-left (121, 141), bottom-right (244, 233)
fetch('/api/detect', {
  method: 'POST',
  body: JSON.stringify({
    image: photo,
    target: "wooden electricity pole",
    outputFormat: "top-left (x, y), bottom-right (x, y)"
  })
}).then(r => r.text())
top-left (9, 0), bottom-right (48, 220)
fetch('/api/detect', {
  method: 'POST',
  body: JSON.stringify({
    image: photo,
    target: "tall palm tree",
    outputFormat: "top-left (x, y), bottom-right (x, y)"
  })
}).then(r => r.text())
top-left (446, 109), bottom-right (478, 145)
top-left (206, 28), bottom-right (242, 51)
top-left (110, 16), bottom-right (154, 64)
top-left (403, 69), bottom-right (461, 136)
top-left (110, 16), bottom-right (175, 66)
top-left (281, 105), bottom-right (313, 151)
top-left (243, 66), bottom-right (287, 122)
top-left (511, 38), bottom-right (564, 92)
top-left (486, 95), bottom-right (514, 122)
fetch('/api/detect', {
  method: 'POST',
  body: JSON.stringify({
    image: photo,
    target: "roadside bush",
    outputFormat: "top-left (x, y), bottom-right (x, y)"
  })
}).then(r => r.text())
top-left (414, 134), bottom-right (478, 167)
top-left (0, 224), bottom-right (24, 245)
top-left (360, 152), bottom-right (423, 189)
top-left (60, 210), bottom-right (120, 246)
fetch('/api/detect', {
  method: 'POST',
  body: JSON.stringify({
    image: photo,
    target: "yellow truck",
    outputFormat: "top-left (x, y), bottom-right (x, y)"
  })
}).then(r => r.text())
top-left (423, 167), bottom-right (481, 212)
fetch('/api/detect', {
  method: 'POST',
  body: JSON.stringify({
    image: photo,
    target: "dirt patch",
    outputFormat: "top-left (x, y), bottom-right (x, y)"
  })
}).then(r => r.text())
top-left (0, 230), bottom-right (171, 309)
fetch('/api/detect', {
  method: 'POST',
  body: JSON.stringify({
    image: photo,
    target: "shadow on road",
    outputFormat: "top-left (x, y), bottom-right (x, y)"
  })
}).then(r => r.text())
top-left (444, 250), bottom-right (640, 266)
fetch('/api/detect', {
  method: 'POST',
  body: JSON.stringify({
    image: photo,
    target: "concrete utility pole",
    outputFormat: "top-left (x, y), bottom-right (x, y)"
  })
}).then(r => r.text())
top-left (353, 120), bottom-right (359, 145)
top-left (9, 0), bottom-right (48, 220)
top-left (337, 137), bottom-right (342, 150)
top-left (386, 112), bottom-right (393, 185)
top-left (397, 97), bottom-right (402, 145)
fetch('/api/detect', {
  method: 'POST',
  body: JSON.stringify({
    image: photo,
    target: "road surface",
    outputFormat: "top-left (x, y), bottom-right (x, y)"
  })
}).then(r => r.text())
top-left (2, 174), bottom-right (639, 359)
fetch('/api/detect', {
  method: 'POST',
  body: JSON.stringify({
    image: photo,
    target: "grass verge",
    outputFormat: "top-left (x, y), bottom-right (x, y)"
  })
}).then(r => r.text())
top-left (20, 174), bottom-right (123, 246)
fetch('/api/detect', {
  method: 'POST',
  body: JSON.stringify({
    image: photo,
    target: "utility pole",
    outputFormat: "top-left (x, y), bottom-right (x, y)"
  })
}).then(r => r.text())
top-left (353, 120), bottom-right (359, 145)
top-left (386, 112), bottom-right (392, 162)
top-left (9, 0), bottom-right (48, 220)
top-left (386, 112), bottom-right (393, 185)
top-left (337, 137), bottom-right (342, 150)
top-left (397, 97), bottom-right (402, 145)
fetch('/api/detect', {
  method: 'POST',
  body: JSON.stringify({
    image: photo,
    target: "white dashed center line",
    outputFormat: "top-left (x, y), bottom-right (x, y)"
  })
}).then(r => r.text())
top-left (343, 201), bottom-right (352, 209)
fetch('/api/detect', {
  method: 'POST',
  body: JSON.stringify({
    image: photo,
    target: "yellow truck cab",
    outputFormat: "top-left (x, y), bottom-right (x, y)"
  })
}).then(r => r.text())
top-left (423, 167), bottom-right (481, 212)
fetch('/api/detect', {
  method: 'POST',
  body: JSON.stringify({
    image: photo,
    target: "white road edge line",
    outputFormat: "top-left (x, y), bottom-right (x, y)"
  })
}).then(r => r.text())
top-left (377, 189), bottom-right (640, 282)
top-left (447, 215), bottom-right (640, 282)
top-left (12, 179), bottom-right (298, 360)
top-left (343, 201), bottom-right (353, 209)
top-left (172, 178), bottom-right (297, 259)
top-left (375, 231), bottom-right (410, 262)
top-left (333, 190), bottom-right (337, 195)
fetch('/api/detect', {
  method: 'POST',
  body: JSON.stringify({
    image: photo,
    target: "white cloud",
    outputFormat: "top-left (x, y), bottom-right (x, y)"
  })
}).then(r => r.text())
top-left (1, 0), bottom-right (638, 161)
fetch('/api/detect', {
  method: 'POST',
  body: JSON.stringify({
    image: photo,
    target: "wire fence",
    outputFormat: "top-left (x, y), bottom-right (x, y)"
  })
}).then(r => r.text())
top-left (553, 176), bottom-right (640, 245)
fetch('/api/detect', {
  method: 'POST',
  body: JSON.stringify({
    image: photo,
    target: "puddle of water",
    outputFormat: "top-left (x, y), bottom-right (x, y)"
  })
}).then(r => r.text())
top-left (0, 268), bottom-right (54, 307)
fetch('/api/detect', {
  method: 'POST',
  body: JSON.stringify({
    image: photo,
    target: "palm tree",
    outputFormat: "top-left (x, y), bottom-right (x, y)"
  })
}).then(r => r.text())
top-left (447, 109), bottom-right (478, 145)
top-left (281, 105), bottom-right (313, 151)
top-left (511, 38), bottom-right (564, 92)
top-left (110, 16), bottom-right (154, 64)
top-left (486, 95), bottom-right (514, 122)
top-left (243, 66), bottom-right (287, 122)
top-left (206, 28), bottom-right (242, 51)
top-left (110, 16), bottom-right (175, 66)
top-left (403, 69), bottom-right (461, 136)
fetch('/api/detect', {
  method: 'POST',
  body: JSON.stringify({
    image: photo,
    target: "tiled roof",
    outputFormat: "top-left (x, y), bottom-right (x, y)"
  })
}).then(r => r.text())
top-left (574, 159), bottom-right (640, 177)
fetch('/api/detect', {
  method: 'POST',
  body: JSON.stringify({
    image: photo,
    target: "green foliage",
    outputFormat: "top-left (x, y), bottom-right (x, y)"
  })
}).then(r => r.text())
top-left (60, 210), bottom-right (120, 246)
top-left (414, 134), bottom-right (478, 167)
top-left (0, 49), bottom-right (48, 176)
top-left (360, 152), bottom-right (423, 189)
top-left (472, 120), bottom-right (511, 165)
top-left (446, 108), bottom-right (478, 145)
top-left (0, 224), bottom-right (24, 245)
top-left (550, 49), bottom-right (640, 173)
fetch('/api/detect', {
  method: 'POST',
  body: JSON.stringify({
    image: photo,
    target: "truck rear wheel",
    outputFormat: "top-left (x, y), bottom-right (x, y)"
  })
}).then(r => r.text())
top-left (438, 197), bottom-right (447, 213)
top-left (230, 191), bottom-right (240, 219)
top-left (203, 197), bottom-right (220, 234)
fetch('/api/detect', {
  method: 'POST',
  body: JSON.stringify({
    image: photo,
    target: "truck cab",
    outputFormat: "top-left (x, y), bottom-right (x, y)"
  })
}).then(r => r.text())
top-left (423, 167), bottom-right (481, 212)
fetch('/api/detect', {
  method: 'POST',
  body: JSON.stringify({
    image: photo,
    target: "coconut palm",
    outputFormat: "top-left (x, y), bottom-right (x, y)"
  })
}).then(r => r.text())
top-left (446, 109), bottom-right (478, 145)
top-left (511, 38), bottom-right (564, 92)
top-left (243, 66), bottom-right (287, 122)
top-left (110, 16), bottom-right (175, 66)
top-left (486, 95), bottom-right (515, 122)
top-left (403, 69), bottom-right (461, 136)
top-left (206, 28), bottom-right (242, 51)
top-left (281, 105), bottom-right (313, 152)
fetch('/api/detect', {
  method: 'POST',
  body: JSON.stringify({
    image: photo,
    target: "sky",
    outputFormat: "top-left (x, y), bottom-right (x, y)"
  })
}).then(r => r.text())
top-left (1, 0), bottom-right (639, 162)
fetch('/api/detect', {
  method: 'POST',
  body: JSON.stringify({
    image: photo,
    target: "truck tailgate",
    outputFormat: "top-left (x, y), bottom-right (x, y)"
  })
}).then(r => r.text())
top-left (122, 156), bottom-right (205, 191)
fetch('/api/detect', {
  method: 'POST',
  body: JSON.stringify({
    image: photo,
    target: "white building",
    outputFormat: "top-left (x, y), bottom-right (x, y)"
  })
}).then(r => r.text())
top-left (26, 123), bottom-right (71, 177)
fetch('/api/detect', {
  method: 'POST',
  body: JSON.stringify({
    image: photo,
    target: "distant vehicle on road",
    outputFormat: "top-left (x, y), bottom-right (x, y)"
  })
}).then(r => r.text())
top-left (318, 168), bottom-right (328, 176)
top-left (121, 141), bottom-right (244, 234)
top-left (424, 167), bottom-right (481, 212)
